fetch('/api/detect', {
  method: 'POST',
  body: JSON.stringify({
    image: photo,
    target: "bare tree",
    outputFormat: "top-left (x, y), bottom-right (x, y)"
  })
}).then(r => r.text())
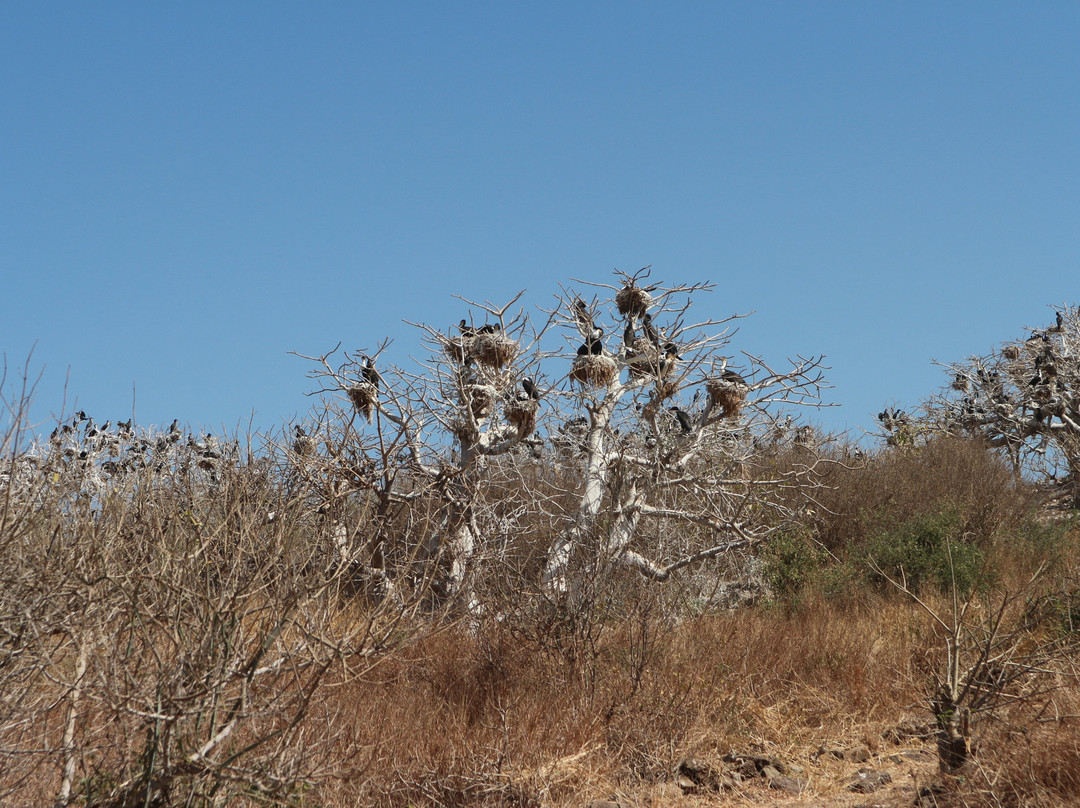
top-left (538, 270), bottom-right (830, 599)
top-left (298, 293), bottom-right (552, 611)
top-left (924, 304), bottom-right (1080, 493)
top-left (0, 382), bottom-right (431, 806)
top-left (300, 271), bottom-right (829, 615)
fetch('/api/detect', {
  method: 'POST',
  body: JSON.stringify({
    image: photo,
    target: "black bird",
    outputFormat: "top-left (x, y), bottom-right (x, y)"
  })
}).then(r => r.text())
top-left (361, 355), bottom-right (382, 389)
top-left (477, 322), bottom-right (502, 334)
top-left (521, 377), bottom-right (540, 400)
top-left (458, 319), bottom-right (477, 337)
top-left (642, 313), bottom-right (660, 347)
top-left (669, 406), bottom-right (693, 433)
top-left (577, 327), bottom-right (605, 356)
top-left (573, 298), bottom-right (594, 334)
top-left (623, 319), bottom-right (637, 350)
top-left (721, 368), bottom-right (747, 386)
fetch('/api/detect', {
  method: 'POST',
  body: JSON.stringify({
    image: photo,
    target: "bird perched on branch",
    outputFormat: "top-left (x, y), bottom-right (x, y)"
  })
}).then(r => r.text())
top-left (669, 406), bottom-right (693, 433)
top-left (361, 355), bottom-right (382, 389)
top-left (577, 326), bottom-right (605, 356)
top-left (293, 425), bottom-right (315, 457)
top-left (642, 313), bottom-right (660, 347)
top-left (520, 377), bottom-right (541, 400)
top-left (573, 298), bottom-right (594, 335)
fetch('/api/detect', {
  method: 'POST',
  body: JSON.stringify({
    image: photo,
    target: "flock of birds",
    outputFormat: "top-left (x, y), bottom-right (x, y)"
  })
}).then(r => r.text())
top-left (0, 411), bottom-right (243, 508)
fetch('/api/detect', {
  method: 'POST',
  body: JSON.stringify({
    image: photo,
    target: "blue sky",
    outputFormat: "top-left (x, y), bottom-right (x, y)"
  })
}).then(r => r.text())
top-left (2, 3), bottom-right (1078, 440)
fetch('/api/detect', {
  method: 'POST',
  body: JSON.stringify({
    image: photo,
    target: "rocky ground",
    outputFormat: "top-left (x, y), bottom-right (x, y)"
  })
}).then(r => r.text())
top-left (582, 721), bottom-right (946, 808)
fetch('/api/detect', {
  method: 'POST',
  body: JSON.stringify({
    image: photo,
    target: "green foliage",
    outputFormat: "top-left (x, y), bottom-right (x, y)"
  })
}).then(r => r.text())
top-left (860, 509), bottom-right (986, 597)
top-left (761, 528), bottom-right (827, 608)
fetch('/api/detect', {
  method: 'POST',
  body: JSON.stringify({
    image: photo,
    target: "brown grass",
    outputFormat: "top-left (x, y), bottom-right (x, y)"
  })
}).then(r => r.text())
top-left (4, 411), bottom-right (1080, 807)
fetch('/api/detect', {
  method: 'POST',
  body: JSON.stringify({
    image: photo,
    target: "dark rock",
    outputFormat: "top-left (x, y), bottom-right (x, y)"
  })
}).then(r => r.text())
top-left (721, 751), bottom-right (783, 777)
top-left (847, 744), bottom-right (871, 763)
top-left (847, 768), bottom-right (893, 793)
top-left (883, 719), bottom-right (934, 744)
top-left (887, 750), bottom-right (934, 764)
top-left (768, 775), bottom-right (807, 795)
top-left (675, 757), bottom-right (725, 793)
top-left (816, 743), bottom-right (870, 762)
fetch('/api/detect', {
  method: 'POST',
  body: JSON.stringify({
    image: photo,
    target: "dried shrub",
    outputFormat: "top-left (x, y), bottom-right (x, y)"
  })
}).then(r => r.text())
top-left (809, 437), bottom-right (1037, 559)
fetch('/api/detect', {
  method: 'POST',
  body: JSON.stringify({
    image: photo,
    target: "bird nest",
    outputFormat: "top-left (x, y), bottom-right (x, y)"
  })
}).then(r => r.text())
top-left (449, 418), bottom-right (479, 442)
top-left (347, 383), bottom-right (378, 420)
top-left (461, 384), bottom-right (497, 420)
top-left (570, 354), bottom-right (618, 387)
top-left (654, 379), bottom-right (680, 401)
top-left (505, 398), bottom-right (539, 436)
top-left (1002, 344), bottom-right (1021, 360)
top-left (626, 340), bottom-right (661, 377)
top-left (470, 333), bottom-right (518, 369)
top-left (616, 286), bottom-right (653, 317)
top-left (706, 378), bottom-right (748, 420)
top-left (444, 336), bottom-right (475, 364)
top-left (951, 374), bottom-right (970, 392)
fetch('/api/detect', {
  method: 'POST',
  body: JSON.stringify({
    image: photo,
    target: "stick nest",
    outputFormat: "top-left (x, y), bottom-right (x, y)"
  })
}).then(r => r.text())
top-left (444, 336), bottom-right (474, 364)
top-left (626, 340), bottom-right (661, 377)
top-left (470, 333), bottom-right (518, 370)
top-left (615, 286), bottom-right (653, 317)
top-left (570, 354), bottom-right (618, 387)
top-left (461, 384), bottom-right (497, 420)
top-left (505, 398), bottom-right (539, 436)
top-left (706, 378), bottom-right (748, 420)
top-left (347, 383), bottom-right (378, 420)
top-left (654, 379), bottom-right (680, 401)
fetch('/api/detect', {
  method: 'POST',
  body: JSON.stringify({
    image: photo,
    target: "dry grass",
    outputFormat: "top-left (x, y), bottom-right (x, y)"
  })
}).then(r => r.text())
top-left (3, 403), bottom-right (1080, 807)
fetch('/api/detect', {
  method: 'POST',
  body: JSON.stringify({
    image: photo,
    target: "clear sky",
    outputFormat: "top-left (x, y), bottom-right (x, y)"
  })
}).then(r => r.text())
top-left (3, 3), bottom-right (1078, 440)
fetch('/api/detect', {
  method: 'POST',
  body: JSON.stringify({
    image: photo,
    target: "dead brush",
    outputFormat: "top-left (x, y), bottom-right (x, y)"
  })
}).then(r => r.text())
top-left (570, 354), bottom-right (618, 387)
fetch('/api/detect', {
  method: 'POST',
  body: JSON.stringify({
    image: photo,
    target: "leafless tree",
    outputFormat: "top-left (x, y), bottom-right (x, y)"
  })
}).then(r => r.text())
top-left (0, 372), bottom-right (431, 807)
top-left (300, 271), bottom-right (830, 616)
top-left (924, 304), bottom-right (1080, 492)
top-left (298, 292), bottom-right (552, 611)
top-left (538, 270), bottom-right (830, 599)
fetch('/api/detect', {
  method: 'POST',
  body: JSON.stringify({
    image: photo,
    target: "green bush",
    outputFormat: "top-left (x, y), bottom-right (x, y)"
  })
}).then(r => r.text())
top-left (860, 509), bottom-right (986, 597)
top-left (761, 528), bottom-right (827, 608)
